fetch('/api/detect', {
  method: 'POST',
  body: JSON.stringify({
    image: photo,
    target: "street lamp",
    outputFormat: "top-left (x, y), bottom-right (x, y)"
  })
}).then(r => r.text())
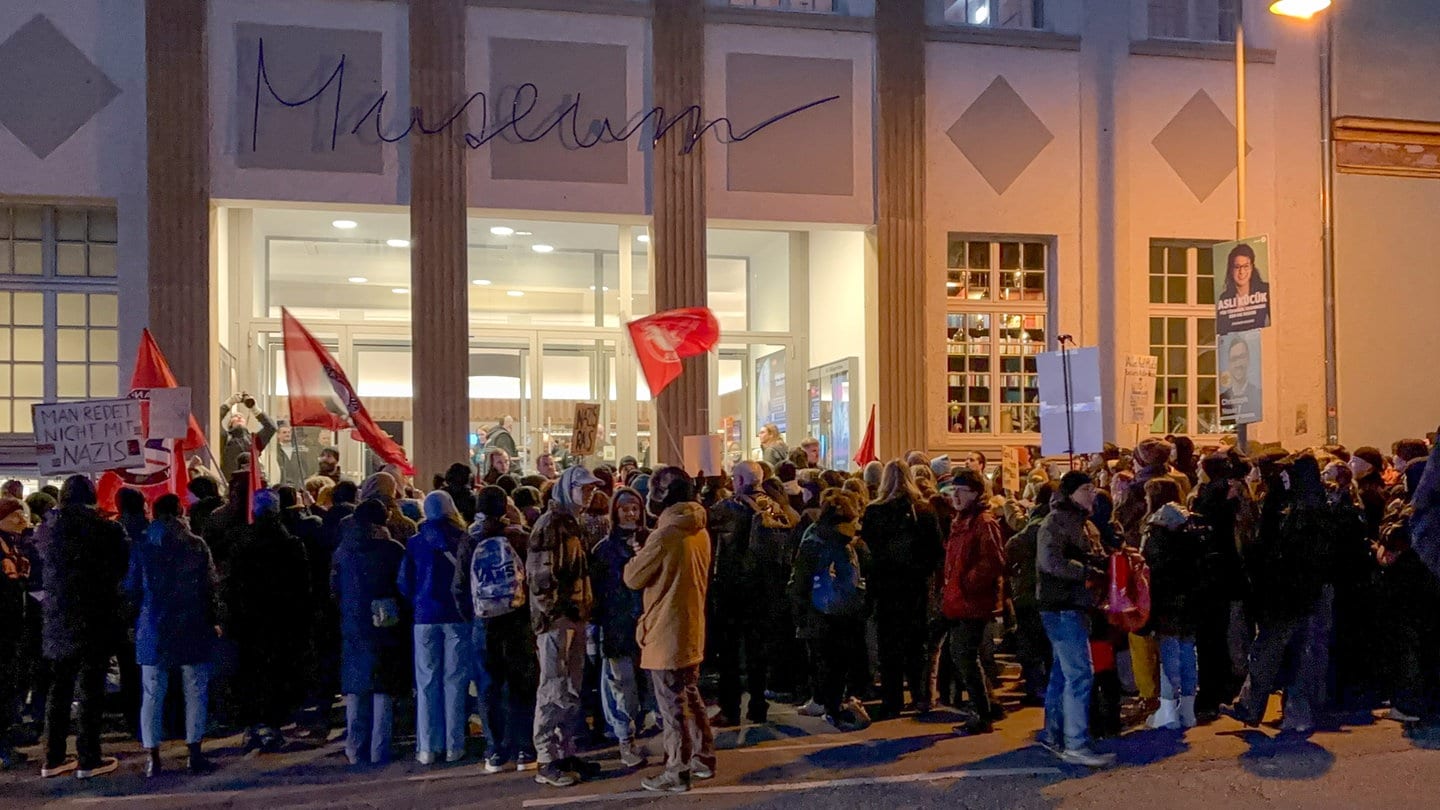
top-left (1269, 0), bottom-right (1332, 20)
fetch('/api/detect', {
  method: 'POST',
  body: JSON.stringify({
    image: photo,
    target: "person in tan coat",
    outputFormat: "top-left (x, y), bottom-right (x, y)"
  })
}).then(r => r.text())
top-left (623, 466), bottom-right (714, 794)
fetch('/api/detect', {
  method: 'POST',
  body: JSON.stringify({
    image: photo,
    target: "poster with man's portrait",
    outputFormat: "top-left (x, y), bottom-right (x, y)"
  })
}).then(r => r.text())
top-left (1213, 236), bottom-right (1272, 335)
top-left (1219, 330), bottom-right (1263, 425)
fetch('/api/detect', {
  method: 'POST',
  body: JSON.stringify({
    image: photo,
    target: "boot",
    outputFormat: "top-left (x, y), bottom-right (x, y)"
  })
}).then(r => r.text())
top-left (144, 748), bottom-right (161, 779)
top-left (187, 743), bottom-right (215, 774)
top-left (1178, 696), bottom-right (1197, 728)
top-left (1146, 698), bottom-right (1181, 730)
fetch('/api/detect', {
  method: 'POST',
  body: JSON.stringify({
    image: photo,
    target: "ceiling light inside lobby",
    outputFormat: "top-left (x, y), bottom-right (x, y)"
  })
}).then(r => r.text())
top-left (490, 226), bottom-right (514, 236)
top-left (332, 219), bottom-right (357, 230)
top-left (386, 238), bottom-right (410, 248)
top-left (531, 244), bottom-right (554, 253)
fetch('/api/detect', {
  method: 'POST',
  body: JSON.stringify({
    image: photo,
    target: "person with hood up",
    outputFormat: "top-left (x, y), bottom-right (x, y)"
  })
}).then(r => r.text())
top-left (400, 491), bottom-right (472, 765)
top-left (1036, 472), bottom-right (1114, 768)
top-left (589, 488), bottom-right (650, 769)
top-left (940, 469), bottom-right (1007, 736)
top-left (1188, 452), bottom-right (1251, 722)
top-left (442, 463), bottom-right (478, 524)
top-left (332, 497), bottom-right (409, 765)
top-left (527, 465), bottom-right (602, 788)
top-left (625, 467), bottom-right (715, 793)
top-left (1351, 446), bottom-right (1390, 540)
top-left (36, 476), bottom-right (129, 779)
top-left (1139, 478), bottom-right (1208, 731)
top-left (361, 472), bottom-right (418, 543)
top-left (126, 494), bottom-right (220, 777)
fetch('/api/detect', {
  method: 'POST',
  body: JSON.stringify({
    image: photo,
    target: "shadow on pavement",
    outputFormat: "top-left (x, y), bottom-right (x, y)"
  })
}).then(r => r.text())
top-left (1224, 729), bottom-right (1336, 780)
top-left (733, 731), bottom-right (953, 785)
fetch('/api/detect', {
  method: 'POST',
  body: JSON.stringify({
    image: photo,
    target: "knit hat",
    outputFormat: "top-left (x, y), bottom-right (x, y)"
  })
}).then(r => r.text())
top-left (476, 485), bottom-right (508, 519)
top-left (930, 455), bottom-right (953, 479)
top-left (1134, 438), bottom-right (1173, 468)
top-left (1059, 471), bottom-right (1093, 498)
top-left (0, 497), bottom-right (25, 523)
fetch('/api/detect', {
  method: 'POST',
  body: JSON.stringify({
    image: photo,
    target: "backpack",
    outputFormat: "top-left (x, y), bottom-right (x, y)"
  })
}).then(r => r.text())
top-left (470, 532), bottom-right (526, 619)
top-left (748, 503), bottom-right (796, 573)
top-left (811, 540), bottom-right (867, 617)
top-left (1105, 549), bottom-right (1151, 633)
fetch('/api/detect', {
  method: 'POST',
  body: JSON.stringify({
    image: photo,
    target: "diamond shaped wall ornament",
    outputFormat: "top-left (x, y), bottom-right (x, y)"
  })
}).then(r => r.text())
top-left (0, 15), bottom-right (120, 159)
top-left (1152, 90), bottom-right (1252, 202)
top-left (947, 76), bottom-right (1054, 195)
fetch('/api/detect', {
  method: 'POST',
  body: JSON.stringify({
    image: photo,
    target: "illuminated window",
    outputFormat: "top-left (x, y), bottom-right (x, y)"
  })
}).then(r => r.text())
top-left (932, 0), bottom-right (1045, 29)
top-left (1148, 239), bottom-right (1232, 436)
top-left (726, 0), bottom-right (838, 12)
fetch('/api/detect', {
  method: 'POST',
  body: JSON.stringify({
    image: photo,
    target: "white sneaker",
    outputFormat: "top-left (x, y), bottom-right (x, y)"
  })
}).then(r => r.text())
top-left (1388, 707), bottom-right (1421, 723)
top-left (797, 699), bottom-right (826, 718)
top-left (1178, 695), bottom-right (1198, 728)
top-left (1146, 699), bottom-right (1181, 730)
top-left (1060, 748), bottom-right (1116, 768)
top-left (416, 751), bottom-right (436, 765)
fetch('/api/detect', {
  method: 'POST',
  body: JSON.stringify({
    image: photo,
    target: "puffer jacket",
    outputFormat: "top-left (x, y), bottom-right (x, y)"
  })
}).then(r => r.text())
top-left (398, 518), bottom-right (467, 625)
top-left (526, 508), bottom-right (593, 634)
top-left (941, 508), bottom-right (1007, 620)
top-left (1141, 503), bottom-right (1207, 637)
top-left (1036, 498), bottom-right (1107, 612)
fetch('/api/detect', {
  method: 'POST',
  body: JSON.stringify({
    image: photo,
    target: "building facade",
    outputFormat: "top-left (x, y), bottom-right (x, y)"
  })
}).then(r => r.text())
top-left (1, 0), bottom-right (1379, 482)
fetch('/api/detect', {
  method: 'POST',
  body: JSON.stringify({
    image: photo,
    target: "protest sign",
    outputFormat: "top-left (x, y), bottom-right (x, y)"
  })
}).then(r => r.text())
top-left (1123, 354), bottom-right (1158, 426)
top-left (33, 398), bottom-right (145, 473)
top-left (571, 402), bottom-right (601, 457)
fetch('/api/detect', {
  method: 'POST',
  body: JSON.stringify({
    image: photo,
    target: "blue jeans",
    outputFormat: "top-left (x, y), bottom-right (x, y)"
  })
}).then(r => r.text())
top-left (474, 611), bottom-right (538, 760)
top-left (1158, 634), bottom-right (1198, 700)
top-left (140, 664), bottom-right (211, 749)
top-left (600, 656), bottom-right (642, 742)
top-left (346, 693), bottom-right (395, 765)
top-left (1041, 610), bottom-right (1094, 752)
top-left (414, 623), bottom-right (472, 756)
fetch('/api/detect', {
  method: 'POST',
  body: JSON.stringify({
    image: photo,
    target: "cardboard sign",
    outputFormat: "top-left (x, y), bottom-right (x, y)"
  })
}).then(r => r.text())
top-left (1001, 446), bottom-right (1022, 496)
top-left (33, 398), bottom-right (145, 473)
top-left (146, 386), bottom-right (192, 439)
top-left (571, 403), bottom-right (601, 457)
top-left (1123, 355), bottom-right (1158, 426)
top-left (682, 434), bottom-right (725, 477)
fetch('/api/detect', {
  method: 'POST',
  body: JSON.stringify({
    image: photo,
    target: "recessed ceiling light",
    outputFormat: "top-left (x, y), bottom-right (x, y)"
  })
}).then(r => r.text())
top-left (347, 276), bottom-right (368, 284)
top-left (507, 290), bottom-right (525, 297)
top-left (332, 219), bottom-right (358, 230)
top-left (489, 226), bottom-right (514, 236)
top-left (472, 279), bottom-right (492, 286)
top-left (391, 287), bottom-right (409, 294)
top-left (588, 285), bottom-right (611, 291)
top-left (386, 238), bottom-right (410, 248)
top-left (636, 234), bottom-right (650, 243)
top-left (531, 244), bottom-right (554, 254)
top-left (515, 231), bottom-right (533, 236)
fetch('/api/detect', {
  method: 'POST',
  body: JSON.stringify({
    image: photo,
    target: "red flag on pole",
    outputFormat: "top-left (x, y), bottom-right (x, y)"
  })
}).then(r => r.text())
top-left (853, 404), bottom-right (878, 467)
top-left (281, 308), bottom-right (414, 475)
top-left (625, 307), bottom-right (721, 397)
top-left (98, 329), bottom-right (205, 512)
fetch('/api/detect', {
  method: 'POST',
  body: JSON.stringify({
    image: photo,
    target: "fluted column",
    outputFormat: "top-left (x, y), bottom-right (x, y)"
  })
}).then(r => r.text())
top-left (145, 0), bottom-right (213, 438)
top-left (875, 0), bottom-right (928, 458)
top-left (409, 0), bottom-right (469, 482)
top-left (651, 0), bottom-right (709, 467)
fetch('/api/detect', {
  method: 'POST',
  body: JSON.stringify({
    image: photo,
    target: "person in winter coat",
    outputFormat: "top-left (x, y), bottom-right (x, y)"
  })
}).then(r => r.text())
top-left (1004, 483), bottom-right (1054, 706)
top-left (527, 465), bottom-right (602, 788)
top-left (941, 469), bottom-right (1007, 736)
top-left (453, 485), bottom-right (537, 774)
top-left (36, 475), bottom-right (129, 779)
top-left (360, 472), bottom-right (418, 543)
top-left (332, 498), bottom-right (409, 766)
top-left (223, 488), bottom-right (313, 754)
top-left (862, 461), bottom-right (945, 718)
top-left (399, 491), bottom-right (472, 765)
top-left (114, 487), bottom-right (148, 736)
top-left (624, 468), bottom-right (715, 794)
top-left (1350, 446), bottom-right (1389, 541)
top-left (125, 494), bottom-right (220, 777)
top-left (1323, 460), bottom-right (1381, 711)
top-left (1188, 452), bottom-right (1251, 721)
top-left (1139, 478), bottom-right (1206, 731)
top-left (1036, 472), bottom-right (1114, 768)
top-left (0, 498), bottom-right (31, 769)
top-left (589, 488), bottom-right (650, 768)
top-left (443, 463), bottom-right (479, 524)
top-left (277, 484), bottom-right (330, 730)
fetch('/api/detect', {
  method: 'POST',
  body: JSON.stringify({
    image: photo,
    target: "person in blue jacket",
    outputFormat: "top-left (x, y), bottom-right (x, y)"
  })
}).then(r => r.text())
top-left (125, 494), bottom-right (220, 778)
top-left (399, 491), bottom-right (472, 764)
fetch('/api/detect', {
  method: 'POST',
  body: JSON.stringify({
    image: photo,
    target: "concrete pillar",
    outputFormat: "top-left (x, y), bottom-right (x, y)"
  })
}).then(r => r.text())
top-left (651, 0), bottom-right (709, 467)
top-left (875, 0), bottom-right (927, 458)
top-left (409, 0), bottom-right (469, 482)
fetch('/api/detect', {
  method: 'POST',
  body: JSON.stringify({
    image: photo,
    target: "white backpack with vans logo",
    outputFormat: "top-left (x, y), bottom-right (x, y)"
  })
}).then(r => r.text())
top-left (470, 531), bottom-right (526, 619)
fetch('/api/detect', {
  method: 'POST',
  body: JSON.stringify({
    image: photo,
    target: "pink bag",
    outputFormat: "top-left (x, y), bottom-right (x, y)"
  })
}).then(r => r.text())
top-left (1106, 550), bottom-right (1151, 633)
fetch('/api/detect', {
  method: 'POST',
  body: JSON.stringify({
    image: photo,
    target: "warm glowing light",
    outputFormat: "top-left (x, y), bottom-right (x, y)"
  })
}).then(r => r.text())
top-left (489, 226), bottom-right (514, 236)
top-left (386, 238), bottom-right (410, 248)
top-left (347, 277), bottom-right (368, 284)
top-left (531, 244), bottom-right (554, 253)
top-left (473, 279), bottom-right (492, 286)
top-left (1269, 0), bottom-right (1332, 19)
top-left (391, 288), bottom-right (409, 294)
top-left (507, 290), bottom-right (525, 297)
top-left (637, 234), bottom-right (650, 243)
top-left (331, 219), bottom-right (357, 230)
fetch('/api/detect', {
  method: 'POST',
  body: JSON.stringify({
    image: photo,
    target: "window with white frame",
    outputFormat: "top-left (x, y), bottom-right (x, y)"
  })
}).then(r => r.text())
top-left (1148, 0), bottom-right (1238, 42)
top-left (945, 236), bottom-right (1048, 435)
top-left (1148, 239), bottom-right (1232, 436)
top-left (932, 0), bottom-right (1044, 29)
top-left (726, 0), bottom-right (838, 13)
top-left (0, 204), bottom-right (120, 433)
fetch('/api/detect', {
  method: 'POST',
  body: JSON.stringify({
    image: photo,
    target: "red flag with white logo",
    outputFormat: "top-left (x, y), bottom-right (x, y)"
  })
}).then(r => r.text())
top-left (281, 308), bottom-right (414, 475)
top-left (625, 307), bottom-right (721, 397)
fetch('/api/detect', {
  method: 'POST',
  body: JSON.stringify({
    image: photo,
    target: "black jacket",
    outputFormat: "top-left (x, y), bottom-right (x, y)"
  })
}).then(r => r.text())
top-left (1036, 499), bottom-right (1107, 612)
top-left (444, 484), bottom-right (478, 525)
top-left (1251, 498), bottom-right (1333, 620)
top-left (861, 497), bottom-right (943, 604)
top-left (218, 402), bottom-right (278, 480)
top-left (787, 520), bottom-right (870, 639)
top-left (37, 505), bottom-right (129, 660)
top-left (1141, 504), bottom-right (1209, 637)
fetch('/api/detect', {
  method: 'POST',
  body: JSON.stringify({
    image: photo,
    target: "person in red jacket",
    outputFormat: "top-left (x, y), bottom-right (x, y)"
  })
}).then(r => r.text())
top-left (941, 469), bottom-right (1008, 736)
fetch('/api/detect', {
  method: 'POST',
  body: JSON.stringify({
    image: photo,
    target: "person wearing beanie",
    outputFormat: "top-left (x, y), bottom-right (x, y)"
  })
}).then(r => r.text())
top-left (589, 488), bottom-right (651, 769)
top-left (1350, 447), bottom-right (1389, 540)
top-left (861, 461), bottom-right (884, 498)
top-left (1035, 471), bottom-right (1113, 768)
top-left (940, 469), bottom-right (1007, 736)
top-left (930, 455), bottom-right (955, 490)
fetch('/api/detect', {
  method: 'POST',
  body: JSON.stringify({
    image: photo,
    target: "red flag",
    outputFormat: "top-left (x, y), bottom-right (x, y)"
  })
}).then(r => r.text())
top-left (853, 404), bottom-right (878, 467)
top-left (625, 307), bottom-right (721, 396)
top-left (281, 308), bottom-right (414, 475)
top-left (98, 329), bottom-right (204, 512)
top-left (246, 433), bottom-right (261, 524)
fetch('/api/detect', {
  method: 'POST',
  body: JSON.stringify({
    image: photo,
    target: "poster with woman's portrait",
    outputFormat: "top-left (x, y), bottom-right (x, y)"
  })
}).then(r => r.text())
top-left (1213, 236), bottom-right (1272, 335)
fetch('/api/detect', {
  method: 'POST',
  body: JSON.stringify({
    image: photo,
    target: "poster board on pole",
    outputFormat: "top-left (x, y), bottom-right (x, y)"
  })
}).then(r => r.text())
top-left (1213, 236), bottom-right (1272, 335)
top-left (146, 387), bottom-right (193, 439)
top-left (682, 434), bottom-right (725, 477)
top-left (1123, 355), bottom-right (1157, 426)
top-left (571, 403), bottom-right (601, 457)
top-left (1036, 347), bottom-right (1104, 457)
top-left (33, 398), bottom-right (146, 473)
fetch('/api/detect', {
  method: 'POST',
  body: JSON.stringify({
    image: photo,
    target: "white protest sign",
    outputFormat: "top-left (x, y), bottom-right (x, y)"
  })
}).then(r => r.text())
top-left (146, 387), bottom-right (192, 439)
top-left (33, 398), bottom-right (145, 473)
top-left (682, 434), bottom-right (725, 477)
top-left (1123, 354), bottom-right (1158, 426)
top-left (1036, 347), bottom-right (1105, 457)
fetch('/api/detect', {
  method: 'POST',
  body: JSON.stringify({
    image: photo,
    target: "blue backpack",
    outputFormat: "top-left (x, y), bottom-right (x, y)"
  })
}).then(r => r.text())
top-left (811, 540), bottom-right (867, 617)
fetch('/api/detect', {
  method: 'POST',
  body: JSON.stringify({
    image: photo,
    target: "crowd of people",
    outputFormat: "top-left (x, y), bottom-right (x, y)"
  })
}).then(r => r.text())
top-left (2, 428), bottom-right (1440, 792)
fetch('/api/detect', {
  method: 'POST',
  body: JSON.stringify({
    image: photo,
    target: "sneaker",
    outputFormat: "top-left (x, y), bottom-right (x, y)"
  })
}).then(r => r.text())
top-left (416, 751), bottom-right (436, 765)
top-left (75, 757), bottom-right (120, 779)
top-left (446, 750), bottom-right (465, 763)
top-left (953, 719), bottom-right (994, 737)
top-left (516, 750), bottom-right (537, 772)
top-left (797, 699), bottom-right (826, 718)
top-left (1220, 703), bottom-right (1260, 728)
top-left (1034, 732), bottom-right (1062, 757)
top-left (534, 762), bottom-right (580, 787)
top-left (641, 770), bottom-right (692, 793)
top-left (484, 753), bottom-right (506, 773)
top-left (618, 741), bottom-right (647, 769)
top-left (1388, 707), bottom-right (1421, 723)
top-left (40, 758), bottom-right (78, 778)
top-left (561, 756), bottom-right (602, 781)
top-left (690, 761), bottom-right (715, 781)
top-left (1059, 748), bottom-right (1115, 768)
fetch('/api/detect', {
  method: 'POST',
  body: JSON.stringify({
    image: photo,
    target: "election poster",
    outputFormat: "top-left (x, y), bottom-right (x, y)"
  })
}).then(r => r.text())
top-left (33, 398), bottom-right (146, 473)
top-left (1123, 354), bottom-right (1158, 425)
top-left (1213, 236), bottom-right (1272, 335)
top-left (1219, 330), bottom-right (1263, 425)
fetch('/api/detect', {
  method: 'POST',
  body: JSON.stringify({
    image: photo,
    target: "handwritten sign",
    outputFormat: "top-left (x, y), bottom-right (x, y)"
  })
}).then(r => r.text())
top-left (33, 399), bottom-right (145, 473)
top-left (1123, 355), bottom-right (1158, 426)
top-left (572, 403), bottom-right (601, 457)
top-left (1001, 446), bottom-right (1022, 497)
top-left (146, 387), bottom-right (192, 439)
